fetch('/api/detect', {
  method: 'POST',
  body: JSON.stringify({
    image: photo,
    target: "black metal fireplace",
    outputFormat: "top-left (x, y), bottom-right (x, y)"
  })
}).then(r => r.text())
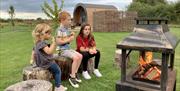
top-left (116, 18), bottom-right (179, 91)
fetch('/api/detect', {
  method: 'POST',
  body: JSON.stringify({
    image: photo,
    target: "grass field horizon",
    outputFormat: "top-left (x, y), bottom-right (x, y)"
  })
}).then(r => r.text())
top-left (0, 23), bottom-right (179, 91)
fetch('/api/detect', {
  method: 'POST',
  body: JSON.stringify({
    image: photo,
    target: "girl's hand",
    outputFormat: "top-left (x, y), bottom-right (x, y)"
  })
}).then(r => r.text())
top-left (69, 35), bottom-right (74, 41)
top-left (70, 32), bottom-right (75, 36)
top-left (92, 49), bottom-right (97, 54)
top-left (89, 49), bottom-right (94, 54)
top-left (89, 48), bottom-right (97, 54)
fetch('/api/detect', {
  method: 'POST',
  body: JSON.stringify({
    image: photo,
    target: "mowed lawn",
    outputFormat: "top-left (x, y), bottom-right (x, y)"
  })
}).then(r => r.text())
top-left (0, 24), bottom-right (180, 91)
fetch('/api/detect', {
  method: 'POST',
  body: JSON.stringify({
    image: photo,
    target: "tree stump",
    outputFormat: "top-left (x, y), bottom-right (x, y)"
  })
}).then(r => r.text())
top-left (22, 66), bottom-right (52, 81)
top-left (87, 58), bottom-right (94, 74)
top-left (114, 49), bottom-right (130, 68)
top-left (55, 56), bottom-right (72, 80)
top-left (5, 80), bottom-right (52, 91)
top-left (78, 58), bottom-right (95, 74)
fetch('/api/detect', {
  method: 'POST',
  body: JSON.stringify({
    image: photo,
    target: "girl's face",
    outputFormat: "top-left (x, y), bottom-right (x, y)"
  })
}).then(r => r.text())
top-left (83, 26), bottom-right (91, 37)
top-left (43, 30), bottom-right (51, 40)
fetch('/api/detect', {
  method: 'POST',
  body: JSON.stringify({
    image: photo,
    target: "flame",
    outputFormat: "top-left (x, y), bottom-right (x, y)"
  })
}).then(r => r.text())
top-left (139, 51), bottom-right (153, 66)
top-left (138, 51), bottom-right (161, 81)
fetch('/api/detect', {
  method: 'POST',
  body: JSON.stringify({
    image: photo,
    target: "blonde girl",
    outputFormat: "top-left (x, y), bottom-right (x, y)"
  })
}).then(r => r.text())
top-left (32, 23), bottom-right (67, 91)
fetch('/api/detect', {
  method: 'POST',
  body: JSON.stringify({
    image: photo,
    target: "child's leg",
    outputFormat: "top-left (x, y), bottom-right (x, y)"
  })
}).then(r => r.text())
top-left (88, 50), bottom-right (101, 69)
top-left (61, 50), bottom-right (82, 77)
top-left (48, 63), bottom-right (61, 87)
top-left (80, 52), bottom-right (91, 71)
top-left (71, 56), bottom-right (79, 77)
top-left (94, 50), bottom-right (100, 69)
top-left (90, 50), bottom-right (102, 77)
top-left (74, 52), bottom-right (82, 73)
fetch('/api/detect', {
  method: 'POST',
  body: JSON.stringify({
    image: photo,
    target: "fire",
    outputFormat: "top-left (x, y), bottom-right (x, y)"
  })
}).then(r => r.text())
top-left (138, 51), bottom-right (161, 81)
top-left (139, 51), bottom-right (153, 66)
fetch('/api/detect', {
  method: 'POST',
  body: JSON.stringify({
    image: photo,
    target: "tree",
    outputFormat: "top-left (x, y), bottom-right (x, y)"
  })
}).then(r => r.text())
top-left (41, 0), bottom-right (64, 29)
top-left (8, 5), bottom-right (15, 30)
top-left (128, 1), bottom-right (180, 24)
top-left (133, 0), bottom-right (166, 6)
top-left (175, 1), bottom-right (180, 23)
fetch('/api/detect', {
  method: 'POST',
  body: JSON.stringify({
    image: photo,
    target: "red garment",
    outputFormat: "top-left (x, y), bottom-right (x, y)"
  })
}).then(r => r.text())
top-left (76, 35), bottom-right (96, 52)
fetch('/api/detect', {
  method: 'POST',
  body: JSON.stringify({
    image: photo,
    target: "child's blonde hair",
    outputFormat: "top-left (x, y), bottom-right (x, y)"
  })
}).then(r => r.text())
top-left (58, 11), bottom-right (71, 22)
top-left (32, 23), bottom-right (52, 43)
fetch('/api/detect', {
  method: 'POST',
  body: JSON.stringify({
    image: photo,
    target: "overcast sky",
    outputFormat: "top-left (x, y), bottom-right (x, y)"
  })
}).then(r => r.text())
top-left (0, 0), bottom-right (178, 19)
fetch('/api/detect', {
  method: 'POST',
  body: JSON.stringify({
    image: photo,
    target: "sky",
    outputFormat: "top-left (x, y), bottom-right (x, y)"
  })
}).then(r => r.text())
top-left (0, 0), bottom-right (178, 19)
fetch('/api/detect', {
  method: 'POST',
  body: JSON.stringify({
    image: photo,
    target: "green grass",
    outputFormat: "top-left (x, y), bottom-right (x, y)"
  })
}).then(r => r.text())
top-left (0, 24), bottom-right (180, 91)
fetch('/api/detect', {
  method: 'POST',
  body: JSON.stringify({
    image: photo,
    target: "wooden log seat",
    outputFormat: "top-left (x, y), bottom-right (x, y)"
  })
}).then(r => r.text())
top-left (22, 66), bottom-right (52, 81)
top-left (5, 80), bottom-right (52, 91)
top-left (55, 56), bottom-right (72, 80)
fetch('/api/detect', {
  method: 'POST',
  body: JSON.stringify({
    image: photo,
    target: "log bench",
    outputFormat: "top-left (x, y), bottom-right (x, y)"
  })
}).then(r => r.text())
top-left (54, 56), bottom-right (72, 80)
top-left (23, 56), bottom-right (73, 81)
top-left (23, 56), bottom-right (95, 81)
top-left (23, 66), bottom-right (53, 81)
top-left (55, 57), bottom-right (95, 79)
top-left (5, 80), bottom-right (52, 91)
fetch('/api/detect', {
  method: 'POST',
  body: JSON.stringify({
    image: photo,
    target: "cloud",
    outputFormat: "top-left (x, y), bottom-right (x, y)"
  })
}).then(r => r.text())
top-left (0, 0), bottom-right (178, 19)
top-left (0, 10), bottom-right (48, 19)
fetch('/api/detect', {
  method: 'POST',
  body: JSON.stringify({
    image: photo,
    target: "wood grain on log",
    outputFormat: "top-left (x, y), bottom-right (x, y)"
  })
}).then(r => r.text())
top-left (55, 56), bottom-right (72, 80)
top-left (23, 66), bottom-right (52, 81)
top-left (5, 80), bottom-right (52, 91)
top-left (87, 58), bottom-right (94, 74)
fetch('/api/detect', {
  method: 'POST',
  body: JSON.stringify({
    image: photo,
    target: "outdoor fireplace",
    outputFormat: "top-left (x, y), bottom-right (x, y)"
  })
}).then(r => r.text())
top-left (116, 18), bottom-right (179, 91)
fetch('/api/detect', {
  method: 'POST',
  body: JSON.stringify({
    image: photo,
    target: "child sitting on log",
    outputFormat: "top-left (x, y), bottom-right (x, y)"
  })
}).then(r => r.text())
top-left (56, 11), bottom-right (82, 88)
top-left (76, 23), bottom-right (102, 80)
top-left (32, 23), bottom-right (67, 91)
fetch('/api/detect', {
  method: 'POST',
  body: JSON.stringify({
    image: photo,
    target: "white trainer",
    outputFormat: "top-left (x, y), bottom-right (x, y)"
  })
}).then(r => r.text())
top-left (55, 85), bottom-right (67, 91)
top-left (82, 71), bottom-right (91, 80)
top-left (93, 69), bottom-right (102, 77)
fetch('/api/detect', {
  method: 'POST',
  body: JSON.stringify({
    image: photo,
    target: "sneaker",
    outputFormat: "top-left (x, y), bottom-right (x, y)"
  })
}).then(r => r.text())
top-left (69, 77), bottom-right (79, 88)
top-left (75, 73), bottom-right (82, 83)
top-left (82, 71), bottom-right (91, 80)
top-left (55, 85), bottom-right (67, 91)
top-left (93, 69), bottom-right (102, 77)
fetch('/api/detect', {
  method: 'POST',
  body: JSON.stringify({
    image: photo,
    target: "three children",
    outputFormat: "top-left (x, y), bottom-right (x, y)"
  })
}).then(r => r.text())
top-left (31, 11), bottom-right (102, 90)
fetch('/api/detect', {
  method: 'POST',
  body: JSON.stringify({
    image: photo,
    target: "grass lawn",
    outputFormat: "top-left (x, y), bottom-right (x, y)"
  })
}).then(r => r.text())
top-left (0, 24), bottom-right (180, 91)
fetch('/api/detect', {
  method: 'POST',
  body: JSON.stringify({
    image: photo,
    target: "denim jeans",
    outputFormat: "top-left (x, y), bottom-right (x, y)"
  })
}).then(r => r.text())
top-left (48, 63), bottom-right (61, 87)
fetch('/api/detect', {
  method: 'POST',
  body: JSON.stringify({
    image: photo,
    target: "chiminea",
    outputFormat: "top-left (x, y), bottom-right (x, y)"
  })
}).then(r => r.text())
top-left (116, 17), bottom-right (179, 91)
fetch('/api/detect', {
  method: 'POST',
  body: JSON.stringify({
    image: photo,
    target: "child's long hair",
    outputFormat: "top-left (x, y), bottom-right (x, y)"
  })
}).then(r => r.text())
top-left (32, 23), bottom-right (52, 43)
top-left (79, 23), bottom-right (95, 46)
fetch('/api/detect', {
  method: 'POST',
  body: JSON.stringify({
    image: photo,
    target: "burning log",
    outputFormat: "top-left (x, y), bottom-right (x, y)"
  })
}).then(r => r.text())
top-left (143, 66), bottom-right (161, 81)
top-left (136, 51), bottom-right (161, 82)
